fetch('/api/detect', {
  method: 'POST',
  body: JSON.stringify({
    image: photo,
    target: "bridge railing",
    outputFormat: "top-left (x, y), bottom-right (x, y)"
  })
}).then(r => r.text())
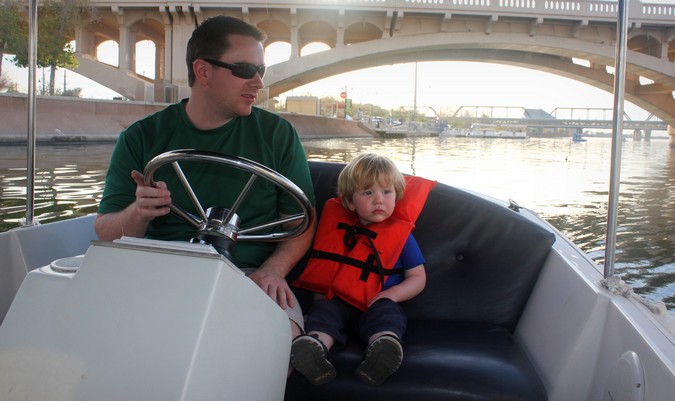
top-left (182, 0), bottom-right (675, 25)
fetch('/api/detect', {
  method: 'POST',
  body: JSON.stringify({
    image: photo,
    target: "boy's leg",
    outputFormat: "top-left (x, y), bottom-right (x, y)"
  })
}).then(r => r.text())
top-left (290, 333), bottom-right (336, 385)
top-left (355, 299), bottom-right (406, 385)
top-left (290, 299), bottom-right (354, 385)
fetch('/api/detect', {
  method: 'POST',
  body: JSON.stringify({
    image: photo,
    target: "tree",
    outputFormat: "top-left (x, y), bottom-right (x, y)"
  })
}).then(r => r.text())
top-left (0, 0), bottom-right (24, 85)
top-left (7, 0), bottom-right (97, 96)
top-left (391, 107), bottom-right (410, 123)
top-left (58, 86), bottom-right (82, 97)
top-left (0, 73), bottom-right (9, 91)
top-left (348, 102), bottom-right (390, 120)
top-left (319, 95), bottom-right (342, 117)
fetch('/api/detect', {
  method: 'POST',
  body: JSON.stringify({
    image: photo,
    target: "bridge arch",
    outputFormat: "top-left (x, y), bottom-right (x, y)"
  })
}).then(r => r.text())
top-left (74, 7), bottom-right (167, 100)
top-left (64, 1), bottom-right (674, 126)
top-left (628, 32), bottom-right (669, 58)
top-left (259, 19), bottom-right (291, 47)
top-left (345, 22), bottom-right (384, 44)
top-left (298, 21), bottom-right (337, 51)
top-left (264, 29), bottom-right (675, 125)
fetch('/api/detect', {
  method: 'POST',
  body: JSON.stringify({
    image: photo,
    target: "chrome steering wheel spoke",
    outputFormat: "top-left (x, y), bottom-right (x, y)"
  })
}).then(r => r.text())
top-left (171, 161), bottom-right (207, 223)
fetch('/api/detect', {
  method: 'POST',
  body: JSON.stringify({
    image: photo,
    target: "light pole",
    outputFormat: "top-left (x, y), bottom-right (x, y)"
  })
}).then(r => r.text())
top-left (413, 62), bottom-right (418, 117)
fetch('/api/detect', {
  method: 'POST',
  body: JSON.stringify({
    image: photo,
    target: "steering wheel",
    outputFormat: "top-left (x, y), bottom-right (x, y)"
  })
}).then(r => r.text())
top-left (143, 149), bottom-right (314, 257)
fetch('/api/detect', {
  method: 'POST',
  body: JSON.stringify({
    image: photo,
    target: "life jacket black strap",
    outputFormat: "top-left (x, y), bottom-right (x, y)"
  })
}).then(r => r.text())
top-left (309, 249), bottom-right (404, 281)
top-left (309, 221), bottom-right (406, 286)
top-left (337, 222), bottom-right (378, 250)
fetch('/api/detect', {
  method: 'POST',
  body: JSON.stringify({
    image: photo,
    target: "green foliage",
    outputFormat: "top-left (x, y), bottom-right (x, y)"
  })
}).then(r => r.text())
top-left (319, 95), bottom-right (342, 117)
top-left (390, 107), bottom-right (409, 122)
top-left (11, 0), bottom-right (96, 68)
top-left (0, 1), bottom-right (23, 53)
top-left (446, 117), bottom-right (471, 129)
top-left (0, 72), bottom-right (9, 91)
top-left (3, 0), bottom-right (97, 95)
top-left (0, 0), bottom-right (24, 84)
top-left (349, 102), bottom-right (389, 119)
top-left (58, 87), bottom-right (82, 97)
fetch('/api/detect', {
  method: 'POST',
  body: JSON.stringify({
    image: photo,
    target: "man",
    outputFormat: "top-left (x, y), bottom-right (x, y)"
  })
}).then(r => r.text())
top-left (95, 15), bottom-right (316, 340)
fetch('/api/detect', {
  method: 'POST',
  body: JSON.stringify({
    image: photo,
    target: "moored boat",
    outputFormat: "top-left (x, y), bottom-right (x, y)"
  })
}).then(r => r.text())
top-left (439, 127), bottom-right (467, 137)
top-left (467, 123), bottom-right (529, 139)
top-left (572, 132), bottom-right (588, 142)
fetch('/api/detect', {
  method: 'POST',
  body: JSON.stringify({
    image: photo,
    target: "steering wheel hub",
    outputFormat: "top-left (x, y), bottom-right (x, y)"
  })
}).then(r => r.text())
top-left (190, 207), bottom-right (241, 260)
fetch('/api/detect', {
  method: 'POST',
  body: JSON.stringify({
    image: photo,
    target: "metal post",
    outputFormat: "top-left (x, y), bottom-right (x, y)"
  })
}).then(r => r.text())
top-left (413, 62), bottom-right (418, 118)
top-left (603, 0), bottom-right (629, 278)
top-left (23, 0), bottom-right (39, 227)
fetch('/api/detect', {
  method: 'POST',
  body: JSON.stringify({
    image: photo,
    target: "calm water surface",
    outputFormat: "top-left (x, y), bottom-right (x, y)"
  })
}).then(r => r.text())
top-left (1, 137), bottom-right (674, 313)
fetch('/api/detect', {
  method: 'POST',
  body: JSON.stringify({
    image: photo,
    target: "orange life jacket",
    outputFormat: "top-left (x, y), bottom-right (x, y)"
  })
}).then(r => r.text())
top-left (294, 176), bottom-right (436, 311)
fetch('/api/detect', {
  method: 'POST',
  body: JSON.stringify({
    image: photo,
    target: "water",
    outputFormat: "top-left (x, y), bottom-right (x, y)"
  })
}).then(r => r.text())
top-left (0, 144), bottom-right (111, 228)
top-left (1, 137), bottom-right (674, 314)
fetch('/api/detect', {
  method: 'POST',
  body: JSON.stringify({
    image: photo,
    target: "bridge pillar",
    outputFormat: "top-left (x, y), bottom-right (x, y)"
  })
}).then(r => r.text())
top-left (290, 27), bottom-right (299, 58)
top-left (159, 18), bottom-right (173, 102)
top-left (632, 129), bottom-right (642, 141)
top-left (74, 26), bottom-right (95, 57)
top-left (170, 17), bottom-right (196, 100)
top-left (669, 125), bottom-right (675, 148)
top-left (337, 9), bottom-right (345, 47)
top-left (118, 24), bottom-right (134, 73)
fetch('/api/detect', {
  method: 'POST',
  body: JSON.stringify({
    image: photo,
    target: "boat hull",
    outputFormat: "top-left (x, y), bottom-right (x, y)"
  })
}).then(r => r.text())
top-left (0, 176), bottom-right (673, 400)
top-left (515, 215), bottom-right (675, 400)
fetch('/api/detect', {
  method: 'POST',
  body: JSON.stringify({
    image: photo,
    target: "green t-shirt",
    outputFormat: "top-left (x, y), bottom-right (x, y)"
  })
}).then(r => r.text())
top-left (98, 100), bottom-right (316, 268)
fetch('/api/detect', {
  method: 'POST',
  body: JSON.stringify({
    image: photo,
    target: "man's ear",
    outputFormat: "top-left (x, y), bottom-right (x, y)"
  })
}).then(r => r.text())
top-left (192, 59), bottom-right (211, 86)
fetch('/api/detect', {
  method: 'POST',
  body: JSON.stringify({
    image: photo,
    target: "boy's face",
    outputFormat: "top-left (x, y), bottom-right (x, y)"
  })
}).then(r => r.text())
top-left (346, 182), bottom-right (396, 225)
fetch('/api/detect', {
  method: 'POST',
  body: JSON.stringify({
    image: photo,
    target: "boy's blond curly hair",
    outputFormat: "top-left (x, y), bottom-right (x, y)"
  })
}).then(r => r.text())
top-left (337, 153), bottom-right (405, 209)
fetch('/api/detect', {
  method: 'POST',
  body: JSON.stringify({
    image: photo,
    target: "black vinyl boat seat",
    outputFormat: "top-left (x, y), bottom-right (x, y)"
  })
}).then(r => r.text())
top-left (285, 161), bottom-right (556, 401)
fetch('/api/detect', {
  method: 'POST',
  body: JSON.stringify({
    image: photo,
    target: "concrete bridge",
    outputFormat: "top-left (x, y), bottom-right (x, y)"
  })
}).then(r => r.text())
top-left (450, 105), bottom-right (668, 131)
top-left (68, 0), bottom-right (674, 136)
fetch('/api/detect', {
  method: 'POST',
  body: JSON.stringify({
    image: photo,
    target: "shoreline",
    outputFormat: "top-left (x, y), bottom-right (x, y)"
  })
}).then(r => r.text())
top-left (0, 94), bottom-right (375, 145)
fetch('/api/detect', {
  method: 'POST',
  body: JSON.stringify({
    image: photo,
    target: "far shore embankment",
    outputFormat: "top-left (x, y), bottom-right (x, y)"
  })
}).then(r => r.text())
top-left (0, 94), bottom-right (375, 144)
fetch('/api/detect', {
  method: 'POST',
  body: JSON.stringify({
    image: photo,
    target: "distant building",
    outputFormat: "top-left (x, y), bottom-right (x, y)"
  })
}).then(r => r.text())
top-left (523, 108), bottom-right (570, 137)
top-left (523, 109), bottom-right (555, 119)
top-left (286, 96), bottom-right (320, 115)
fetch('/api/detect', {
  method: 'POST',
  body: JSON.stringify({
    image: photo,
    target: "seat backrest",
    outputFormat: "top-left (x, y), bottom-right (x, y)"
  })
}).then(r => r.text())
top-left (402, 177), bottom-right (555, 331)
top-left (296, 161), bottom-right (555, 332)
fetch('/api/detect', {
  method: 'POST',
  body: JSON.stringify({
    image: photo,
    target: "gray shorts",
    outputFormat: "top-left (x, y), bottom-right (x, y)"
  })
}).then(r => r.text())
top-left (241, 268), bottom-right (304, 332)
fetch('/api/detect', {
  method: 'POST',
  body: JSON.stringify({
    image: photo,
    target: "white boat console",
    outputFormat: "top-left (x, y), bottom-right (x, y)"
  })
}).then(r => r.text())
top-left (0, 237), bottom-right (291, 401)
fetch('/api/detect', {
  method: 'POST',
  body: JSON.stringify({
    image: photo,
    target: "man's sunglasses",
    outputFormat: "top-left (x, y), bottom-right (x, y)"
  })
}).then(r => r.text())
top-left (201, 58), bottom-right (266, 79)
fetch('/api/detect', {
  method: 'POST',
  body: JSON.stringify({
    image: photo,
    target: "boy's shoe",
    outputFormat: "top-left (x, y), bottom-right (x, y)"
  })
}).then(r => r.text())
top-left (355, 334), bottom-right (403, 385)
top-left (290, 334), bottom-right (337, 385)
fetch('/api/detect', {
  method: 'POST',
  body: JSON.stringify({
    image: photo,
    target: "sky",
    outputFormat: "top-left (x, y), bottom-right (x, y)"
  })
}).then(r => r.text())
top-left (1, 40), bottom-right (664, 121)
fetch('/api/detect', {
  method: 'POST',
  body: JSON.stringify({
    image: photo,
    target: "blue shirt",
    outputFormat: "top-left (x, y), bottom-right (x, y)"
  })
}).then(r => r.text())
top-left (383, 234), bottom-right (425, 289)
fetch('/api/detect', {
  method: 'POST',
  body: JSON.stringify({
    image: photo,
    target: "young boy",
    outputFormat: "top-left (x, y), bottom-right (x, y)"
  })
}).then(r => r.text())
top-left (292, 153), bottom-right (434, 386)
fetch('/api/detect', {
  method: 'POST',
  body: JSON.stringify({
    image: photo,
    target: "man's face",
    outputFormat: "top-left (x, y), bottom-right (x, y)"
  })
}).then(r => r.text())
top-left (206, 34), bottom-right (265, 119)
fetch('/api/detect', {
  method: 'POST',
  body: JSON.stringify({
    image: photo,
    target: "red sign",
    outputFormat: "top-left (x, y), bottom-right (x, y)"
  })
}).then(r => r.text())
top-left (340, 91), bottom-right (347, 99)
